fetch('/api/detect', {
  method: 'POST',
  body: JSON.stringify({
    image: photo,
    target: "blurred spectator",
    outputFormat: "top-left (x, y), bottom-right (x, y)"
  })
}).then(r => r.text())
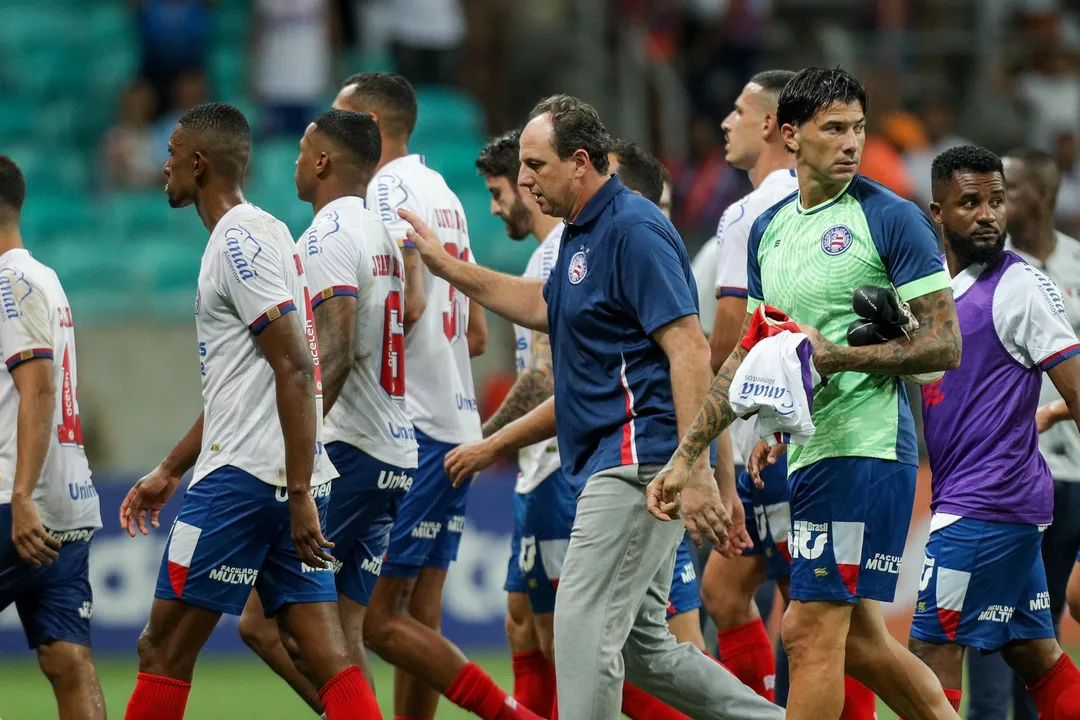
top-left (1056, 130), bottom-right (1080, 237)
top-left (905, 96), bottom-right (972, 208)
top-left (133, 0), bottom-right (213, 117)
top-left (669, 114), bottom-right (750, 242)
top-left (859, 71), bottom-right (916, 200)
top-left (102, 81), bottom-right (162, 191)
top-left (151, 69), bottom-right (210, 168)
top-left (1012, 37), bottom-right (1080, 150)
top-left (254, 0), bottom-right (336, 138)
top-left (387, 0), bottom-right (466, 86)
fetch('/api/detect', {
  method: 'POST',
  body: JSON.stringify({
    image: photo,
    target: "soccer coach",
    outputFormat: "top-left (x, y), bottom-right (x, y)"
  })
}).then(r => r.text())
top-left (400, 95), bottom-right (782, 720)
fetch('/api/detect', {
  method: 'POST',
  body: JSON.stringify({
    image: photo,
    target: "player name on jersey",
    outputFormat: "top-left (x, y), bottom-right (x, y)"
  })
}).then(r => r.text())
top-left (367, 154), bottom-right (481, 445)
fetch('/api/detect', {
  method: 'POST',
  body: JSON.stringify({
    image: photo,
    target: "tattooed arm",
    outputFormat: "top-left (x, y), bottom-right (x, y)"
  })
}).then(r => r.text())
top-left (482, 330), bottom-right (554, 437)
top-left (810, 288), bottom-right (962, 376)
top-left (312, 295), bottom-right (357, 415)
top-left (667, 313), bottom-right (752, 472)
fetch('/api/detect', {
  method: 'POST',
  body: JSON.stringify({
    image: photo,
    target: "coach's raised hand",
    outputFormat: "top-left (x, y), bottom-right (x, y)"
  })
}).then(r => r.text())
top-left (399, 208), bottom-right (454, 276)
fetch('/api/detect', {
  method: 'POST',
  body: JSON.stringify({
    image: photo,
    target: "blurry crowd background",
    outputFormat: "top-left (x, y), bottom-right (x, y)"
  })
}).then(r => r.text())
top-left (3, 0), bottom-right (1080, 473)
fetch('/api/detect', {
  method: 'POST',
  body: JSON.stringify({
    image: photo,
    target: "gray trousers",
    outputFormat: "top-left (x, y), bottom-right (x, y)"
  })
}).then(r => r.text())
top-left (553, 464), bottom-right (785, 720)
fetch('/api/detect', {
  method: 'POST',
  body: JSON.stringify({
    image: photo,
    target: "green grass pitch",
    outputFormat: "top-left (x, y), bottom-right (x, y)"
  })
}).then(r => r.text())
top-left (3, 648), bottom-right (1075, 719)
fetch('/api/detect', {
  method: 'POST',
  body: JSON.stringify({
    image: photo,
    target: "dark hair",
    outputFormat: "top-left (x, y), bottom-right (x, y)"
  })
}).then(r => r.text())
top-left (930, 145), bottom-right (1004, 199)
top-left (749, 69), bottom-right (797, 96)
top-left (0, 156), bottom-right (26, 215)
top-left (777, 67), bottom-right (868, 129)
top-left (177, 102), bottom-right (251, 179)
top-left (611, 140), bottom-right (665, 204)
top-left (313, 109), bottom-right (382, 172)
top-left (529, 95), bottom-right (612, 174)
top-left (475, 128), bottom-right (521, 181)
top-left (341, 72), bottom-right (418, 139)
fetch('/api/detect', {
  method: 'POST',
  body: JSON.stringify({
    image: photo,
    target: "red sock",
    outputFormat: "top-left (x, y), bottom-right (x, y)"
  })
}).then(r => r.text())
top-left (319, 666), bottom-right (382, 720)
top-left (512, 651), bottom-right (555, 716)
top-left (621, 683), bottom-right (692, 720)
top-left (1028, 653), bottom-right (1080, 718)
top-left (446, 662), bottom-right (543, 720)
top-left (124, 672), bottom-right (191, 720)
top-left (716, 619), bottom-right (776, 701)
top-left (943, 687), bottom-right (962, 712)
top-left (840, 676), bottom-right (877, 719)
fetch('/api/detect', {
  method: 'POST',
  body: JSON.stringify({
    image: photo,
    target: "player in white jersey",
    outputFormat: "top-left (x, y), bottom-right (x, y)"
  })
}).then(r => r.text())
top-left (119, 103), bottom-right (381, 720)
top-left (333, 74), bottom-right (543, 720)
top-left (0, 156), bottom-right (105, 720)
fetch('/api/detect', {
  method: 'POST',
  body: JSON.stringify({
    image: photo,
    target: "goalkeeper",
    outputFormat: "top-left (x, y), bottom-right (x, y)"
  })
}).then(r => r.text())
top-left (647, 67), bottom-right (963, 720)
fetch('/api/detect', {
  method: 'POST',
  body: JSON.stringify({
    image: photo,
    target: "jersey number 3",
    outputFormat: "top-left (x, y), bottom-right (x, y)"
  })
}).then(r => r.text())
top-left (442, 244), bottom-right (470, 343)
top-left (57, 345), bottom-right (84, 446)
top-left (381, 290), bottom-right (405, 398)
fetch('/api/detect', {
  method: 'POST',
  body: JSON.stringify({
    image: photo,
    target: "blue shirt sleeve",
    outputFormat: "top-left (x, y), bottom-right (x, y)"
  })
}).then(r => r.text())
top-left (863, 193), bottom-right (950, 301)
top-left (746, 212), bottom-right (769, 303)
top-left (617, 223), bottom-right (698, 336)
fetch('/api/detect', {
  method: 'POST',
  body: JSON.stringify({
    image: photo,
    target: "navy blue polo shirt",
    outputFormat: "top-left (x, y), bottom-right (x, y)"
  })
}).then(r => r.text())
top-left (543, 175), bottom-right (701, 491)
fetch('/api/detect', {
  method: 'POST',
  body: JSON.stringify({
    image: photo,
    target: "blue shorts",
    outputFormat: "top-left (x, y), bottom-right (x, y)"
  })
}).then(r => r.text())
top-left (0, 506), bottom-right (94, 649)
top-left (504, 472), bottom-right (576, 614)
top-left (324, 442), bottom-right (413, 606)
top-left (667, 536), bottom-right (702, 619)
top-left (911, 518), bottom-right (1054, 652)
top-left (154, 466), bottom-right (338, 618)
top-left (735, 457), bottom-right (791, 580)
top-left (788, 457), bottom-right (917, 603)
top-left (383, 430), bottom-right (469, 577)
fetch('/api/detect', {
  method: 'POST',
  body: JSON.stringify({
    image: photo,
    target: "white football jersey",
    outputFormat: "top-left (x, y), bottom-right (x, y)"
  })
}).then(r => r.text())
top-left (1008, 233), bottom-right (1080, 481)
top-left (299, 196), bottom-right (418, 469)
top-left (367, 154), bottom-right (481, 444)
top-left (0, 249), bottom-right (101, 531)
top-left (713, 168), bottom-right (799, 464)
top-left (514, 224), bottom-right (563, 494)
top-left (193, 203), bottom-right (336, 489)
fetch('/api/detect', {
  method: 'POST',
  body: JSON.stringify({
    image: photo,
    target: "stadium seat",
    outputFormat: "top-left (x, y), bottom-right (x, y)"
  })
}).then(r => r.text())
top-left (103, 191), bottom-right (175, 239)
top-left (0, 6), bottom-right (79, 52)
top-left (0, 97), bottom-right (35, 142)
top-left (21, 195), bottom-right (96, 242)
top-left (414, 87), bottom-right (485, 138)
top-left (209, 47), bottom-right (246, 106)
top-left (130, 235), bottom-right (202, 294)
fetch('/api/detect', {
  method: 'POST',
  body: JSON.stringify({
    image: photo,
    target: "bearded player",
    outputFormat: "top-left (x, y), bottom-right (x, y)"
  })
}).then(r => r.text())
top-left (908, 144), bottom-right (1080, 718)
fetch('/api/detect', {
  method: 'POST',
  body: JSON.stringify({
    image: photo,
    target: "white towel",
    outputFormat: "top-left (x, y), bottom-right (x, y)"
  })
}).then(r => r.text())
top-left (730, 330), bottom-right (823, 447)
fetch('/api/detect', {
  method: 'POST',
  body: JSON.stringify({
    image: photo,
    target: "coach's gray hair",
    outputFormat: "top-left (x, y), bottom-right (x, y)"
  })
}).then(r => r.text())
top-left (529, 95), bottom-right (613, 174)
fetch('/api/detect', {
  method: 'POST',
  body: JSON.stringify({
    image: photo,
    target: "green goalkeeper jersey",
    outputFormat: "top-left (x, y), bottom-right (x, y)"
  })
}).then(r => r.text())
top-left (746, 174), bottom-right (950, 473)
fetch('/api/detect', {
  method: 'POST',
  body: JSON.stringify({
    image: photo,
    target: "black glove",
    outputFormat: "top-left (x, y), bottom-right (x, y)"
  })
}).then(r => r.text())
top-left (847, 286), bottom-right (908, 346)
top-left (847, 318), bottom-right (905, 346)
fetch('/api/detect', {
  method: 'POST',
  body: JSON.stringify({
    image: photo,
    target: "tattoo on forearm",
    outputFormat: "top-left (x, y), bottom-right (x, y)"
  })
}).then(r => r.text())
top-left (673, 315), bottom-right (751, 466)
top-left (313, 299), bottom-right (356, 414)
top-left (482, 332), bottom-right (554, 437)
top-left (814, 288), bottom-right (961, 376)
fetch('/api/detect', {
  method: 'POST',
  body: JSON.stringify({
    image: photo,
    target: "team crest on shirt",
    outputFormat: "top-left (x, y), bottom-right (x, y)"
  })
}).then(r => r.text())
top-left (821, 225), bottom-right (853, 256)
top-left (568, 251), bottom-right (588, 284)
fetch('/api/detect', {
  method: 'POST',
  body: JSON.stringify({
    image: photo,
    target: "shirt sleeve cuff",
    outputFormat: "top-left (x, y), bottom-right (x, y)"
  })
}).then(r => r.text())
top-left (1039, 343), bottom-right (1080, 371)
top-left (641, 306), bottom-right (700, 337)
top-left (717, 286), bottom-right (748, 299)
top-left (248, 301), bottom-right (297, 335)
top-left (5, 348), bottom-right (54, 371)
top-left (896, 271), bottom-right (950, 303)
top-left (310, 285), bottom-right (359, 309)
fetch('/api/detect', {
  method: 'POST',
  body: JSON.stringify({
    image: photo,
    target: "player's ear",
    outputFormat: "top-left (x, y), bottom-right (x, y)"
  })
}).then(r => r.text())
top-left (928, 201), bottom-right (944, 225)
top-left (192, 151), bottom-right (206, 182)
top-left (315, 151), bottom-right (330, 179)
top-left (780, 123), bottom-right (798, 153)
top-left (762, 111), bottom-right (777, 140)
